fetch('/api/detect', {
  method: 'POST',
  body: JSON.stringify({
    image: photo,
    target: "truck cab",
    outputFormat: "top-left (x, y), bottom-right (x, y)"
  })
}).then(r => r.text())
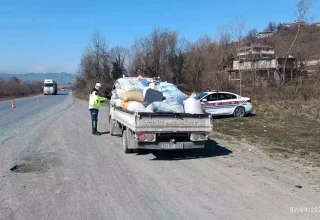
top-left (43, 79), bottom-right (58, 95)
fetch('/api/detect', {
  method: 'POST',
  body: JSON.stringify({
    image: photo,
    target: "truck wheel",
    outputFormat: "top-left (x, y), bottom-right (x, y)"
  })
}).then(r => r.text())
top-left (234, 106), bottom-right (245, 117)
top-left (123, 130), bottom-right (133, 153)
top-left (109, 117), bottom-right (115, 136)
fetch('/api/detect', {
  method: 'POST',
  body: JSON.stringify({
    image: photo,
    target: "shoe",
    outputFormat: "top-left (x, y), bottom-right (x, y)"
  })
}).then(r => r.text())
top-left (92, 120), bottom-right (102, 135)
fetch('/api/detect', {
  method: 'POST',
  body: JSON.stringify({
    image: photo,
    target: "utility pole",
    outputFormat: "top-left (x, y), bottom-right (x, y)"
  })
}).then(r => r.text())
top-left (229, 61), bottom-right (243, 96)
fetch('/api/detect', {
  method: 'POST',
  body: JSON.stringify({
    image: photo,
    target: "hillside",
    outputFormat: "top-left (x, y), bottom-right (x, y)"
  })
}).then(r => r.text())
top-left (0, 72), bottom-right (77, 85)
top-left (257, 24), bottom-right (320, 60)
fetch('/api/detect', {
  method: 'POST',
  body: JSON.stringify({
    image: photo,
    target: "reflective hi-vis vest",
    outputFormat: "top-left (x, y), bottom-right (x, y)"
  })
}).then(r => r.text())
top-left (89, 89), bottom-right (106, 109)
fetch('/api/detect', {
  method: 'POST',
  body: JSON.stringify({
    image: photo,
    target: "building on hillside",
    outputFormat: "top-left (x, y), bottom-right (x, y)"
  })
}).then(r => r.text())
top-left (237, 43), bottom-right (275, 61)
top-left (257, 31), bottom-right (274, 39)
top-left (281, 20), bottom-right (307, 29)
top-left (227, 43), bottom-right (298, 85)
top-left (313, 22), bottom-right (320, 27)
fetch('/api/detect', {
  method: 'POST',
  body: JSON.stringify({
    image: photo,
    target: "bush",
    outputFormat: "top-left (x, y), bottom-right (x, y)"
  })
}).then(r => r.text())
top-left (0, 77), bottom-right (42, 98)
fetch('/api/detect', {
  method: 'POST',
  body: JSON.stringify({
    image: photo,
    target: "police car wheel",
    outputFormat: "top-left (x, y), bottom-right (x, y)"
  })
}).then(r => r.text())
top-left (234, 106), bottom-right (245, 117)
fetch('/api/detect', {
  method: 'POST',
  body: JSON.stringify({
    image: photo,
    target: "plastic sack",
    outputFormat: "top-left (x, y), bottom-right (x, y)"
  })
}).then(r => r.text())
top-left (112, 89), bottom-right (125, 98)
top-left (122, 101), bottom-right (130, 110)
top-left (144, 104), bottom-right (154, 113)
top-left (164, 96), bottom-right (184, 105)
top-left (159, 82), bottom-right (188, 99)
top-left (117, 78), bottom-right (149, 92)
top-left (148, 82), bottom-right (162, 92)
top-left (143, 88), bottom-right (163, 104)
top-left (183, 97), bottom-right (204, 114)
top-left (110, 98), bottom-right (123, 107)
top-left (147, 102), bottom-right (184, 113)
top-left (120, 91), bottom-right (144, 103)
top-left (122, 101), bottom-right (146, 112)
top-left (115, 99), bottom-right (123, 108)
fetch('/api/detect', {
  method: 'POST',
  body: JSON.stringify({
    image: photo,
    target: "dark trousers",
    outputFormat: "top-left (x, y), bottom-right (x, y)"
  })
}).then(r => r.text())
top-left (90, 109), bottom-right (99, 121)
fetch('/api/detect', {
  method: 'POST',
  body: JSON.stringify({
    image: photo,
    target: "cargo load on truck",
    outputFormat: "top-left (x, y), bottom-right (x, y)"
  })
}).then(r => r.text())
top-left (110, 76), bottom-right (202, 114)
top-left (109, 76), bottom-right (212, 153)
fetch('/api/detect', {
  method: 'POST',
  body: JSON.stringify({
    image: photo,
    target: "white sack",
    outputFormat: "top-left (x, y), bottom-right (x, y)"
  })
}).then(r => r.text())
top-left (127, 101), bottom-right (146, 112)
top-left (183, 97), bottom-right (204, 114)
top-left (115, 99), bottom-right (123, 108)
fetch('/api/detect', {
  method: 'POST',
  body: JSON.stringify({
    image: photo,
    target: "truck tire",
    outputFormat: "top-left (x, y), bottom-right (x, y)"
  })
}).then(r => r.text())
top-left (123, 130), bottom-right (133, 154)
top-left (109, 117), bottom-right (115, 136)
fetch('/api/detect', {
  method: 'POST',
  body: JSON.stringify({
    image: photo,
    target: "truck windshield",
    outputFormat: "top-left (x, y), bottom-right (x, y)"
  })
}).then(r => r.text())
top-left (44, 83), bottom-right (54, 87)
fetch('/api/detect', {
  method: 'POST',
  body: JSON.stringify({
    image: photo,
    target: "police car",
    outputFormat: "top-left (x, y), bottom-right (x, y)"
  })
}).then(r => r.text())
top-left (195, 91), bottom-right (253, 117)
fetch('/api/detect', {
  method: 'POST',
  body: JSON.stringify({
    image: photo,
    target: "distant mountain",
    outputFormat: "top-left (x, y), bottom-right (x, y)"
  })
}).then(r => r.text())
top-left (0, 72), bottom-right (77, 85)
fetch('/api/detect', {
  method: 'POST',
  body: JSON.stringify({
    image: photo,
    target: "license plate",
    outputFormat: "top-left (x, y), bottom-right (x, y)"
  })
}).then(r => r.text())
top-left (161, 143), bottom-right (183, 149)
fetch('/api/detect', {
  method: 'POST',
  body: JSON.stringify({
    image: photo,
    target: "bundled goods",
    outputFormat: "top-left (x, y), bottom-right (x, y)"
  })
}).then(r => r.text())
top-left (115, 99), bottom-right (123, 108)
top-left (159, 82), bottom-right (188, 100)
top-left (183, 96), bottom-right (204, 114)
top-left (143, 88), bottom-right (164, 104)
top-left (164, 96), bottom-right (184, 105)
top-left (112, 89), bottom-right (125, 99)
top-left (110, 76), bottom-right (206, 115)
top-left (122, 101), bottom-right (146, 112)
top-left (146, 102), bottom-right (184, 113)
top-left (120, 91), bottom-right (144, 103)
top-left (148, 82), bottom-right (162, 92)
top-left (117, 78), bottom-right (149, 93)
top-left (110, 98), bottom-right (123, 108)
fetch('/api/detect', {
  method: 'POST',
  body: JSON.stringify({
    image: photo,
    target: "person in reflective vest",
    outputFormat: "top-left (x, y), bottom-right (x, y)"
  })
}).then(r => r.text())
top-left (89, 83), bottom-right (106, 135)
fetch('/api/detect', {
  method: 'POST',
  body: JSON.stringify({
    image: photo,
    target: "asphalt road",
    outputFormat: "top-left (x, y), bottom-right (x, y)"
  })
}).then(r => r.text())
top-left (0, 91), bottom-right (319, 220)
top-left (0, 91), bottom-right (72, 145)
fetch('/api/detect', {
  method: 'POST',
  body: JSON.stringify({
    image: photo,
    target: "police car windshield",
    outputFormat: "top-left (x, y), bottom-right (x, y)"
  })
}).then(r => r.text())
top-left (195, 92), bottom-right (208, 100)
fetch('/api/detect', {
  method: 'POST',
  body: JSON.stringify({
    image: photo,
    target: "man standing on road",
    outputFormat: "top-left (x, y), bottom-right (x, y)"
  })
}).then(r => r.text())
top-left (89, 83), bottom-right (106, 135)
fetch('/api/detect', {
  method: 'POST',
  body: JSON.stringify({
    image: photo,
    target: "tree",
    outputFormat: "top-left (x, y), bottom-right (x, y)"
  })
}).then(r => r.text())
top-left (77, 31), bottom-right (112, 93)
top-left (246, 28), bottom-right (258, 43)
top-left (276, 23), bottom-right (283, 32)
top-left (281, 0), bottom-right (314, 84)
top-left (130, 28), bottom-right (181, 81)
top-left (266, 22), bottom-right (277, 32)
top-left (109, 46), bottom-right (130, 79)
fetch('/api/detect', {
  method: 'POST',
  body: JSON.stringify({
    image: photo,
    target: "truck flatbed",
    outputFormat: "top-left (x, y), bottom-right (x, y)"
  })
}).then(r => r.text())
top-left (109, 104), bottom-right (213, 153)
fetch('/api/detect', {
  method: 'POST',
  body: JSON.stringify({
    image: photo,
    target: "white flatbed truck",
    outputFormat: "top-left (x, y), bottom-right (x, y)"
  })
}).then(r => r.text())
top-left (109, 105), bottom-right (213, 153)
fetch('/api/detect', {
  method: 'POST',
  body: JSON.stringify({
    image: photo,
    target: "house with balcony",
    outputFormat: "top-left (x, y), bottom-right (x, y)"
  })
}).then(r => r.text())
top-left (227, 43), bottom-right (297, 84)
top-left (236, 43), bottom-right (275, 61)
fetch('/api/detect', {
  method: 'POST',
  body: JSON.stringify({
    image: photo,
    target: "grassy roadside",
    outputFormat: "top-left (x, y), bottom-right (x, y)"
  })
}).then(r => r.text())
top-left (212, 101), bottom-right (320, 164)
top-left (0, 93), bottom-right (43, 102)
top-left (73, 90), bottom-right (88, 100)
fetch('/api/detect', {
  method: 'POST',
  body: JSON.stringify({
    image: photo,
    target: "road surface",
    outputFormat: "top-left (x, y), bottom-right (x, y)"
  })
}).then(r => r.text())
top-left (0, 91), bottom-right (72, 145)
top-left (0, 91), bottom-right (319, 220)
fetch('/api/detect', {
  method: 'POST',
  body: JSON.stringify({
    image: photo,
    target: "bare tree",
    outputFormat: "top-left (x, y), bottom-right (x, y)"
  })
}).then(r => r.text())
top-left (109, 46), bottom-right (130, 79)
top-left (218, 25), bottom-right (234, 56)
top-left (130, 28), bottom-right (181, 81)
top-left (281, 0), bottom-right (314, 84)
top-left (246, 28), bottom-right (258, 43)
top-left (76, 31), bottom-right (112, 93)
top-left (230, 16), bottom-right (247, 53)
top-left (265, 22), bottom-right (277, 32)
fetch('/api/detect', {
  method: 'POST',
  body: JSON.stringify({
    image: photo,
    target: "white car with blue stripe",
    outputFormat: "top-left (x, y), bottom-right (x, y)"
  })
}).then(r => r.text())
top-left (195, 91), bottom-right (253, 117)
